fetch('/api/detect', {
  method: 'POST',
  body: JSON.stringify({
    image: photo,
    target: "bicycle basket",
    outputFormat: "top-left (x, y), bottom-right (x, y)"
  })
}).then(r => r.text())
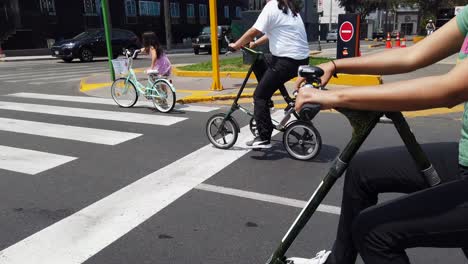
top-left (111, 58), bottom-right (129, 75)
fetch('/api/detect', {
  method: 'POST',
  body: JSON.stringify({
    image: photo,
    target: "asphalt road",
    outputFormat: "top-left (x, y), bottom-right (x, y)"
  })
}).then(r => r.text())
top-left (0, 53), bottom-right (465, 264)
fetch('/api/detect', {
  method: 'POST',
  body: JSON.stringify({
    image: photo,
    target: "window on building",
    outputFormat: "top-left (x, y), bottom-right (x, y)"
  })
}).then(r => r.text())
top-left (199, 4), bottom-right (207, 18)
top-left (139, 0), bottom-right (160, 16)
top-left (170, 2), bottom-right (180, 17)
top-left (187, 3), bottom-right (195, 18)
top-left (224, 6), bottom-right (229, 18)
top-left (40, 0), bottom-right (56, 15)
top-left (235, 6), bottom-right (242, 18)
top-left (84, 0), bottom-right (100, 16)
top-left (125, 0), bottom-right (137, 17)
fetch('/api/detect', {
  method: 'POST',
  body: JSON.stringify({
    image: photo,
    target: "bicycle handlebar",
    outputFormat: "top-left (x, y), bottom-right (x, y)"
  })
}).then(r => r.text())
top-left (124, 49), bottom-right (141, 59)
top-left (224, 35), bottom-right (262, 56)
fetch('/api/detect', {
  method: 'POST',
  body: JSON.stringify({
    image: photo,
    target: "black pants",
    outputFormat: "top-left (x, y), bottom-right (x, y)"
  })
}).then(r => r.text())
top-left (326, 142), bottom-right (468, 264)
top-left (253, 56), bottom-right (309, 140)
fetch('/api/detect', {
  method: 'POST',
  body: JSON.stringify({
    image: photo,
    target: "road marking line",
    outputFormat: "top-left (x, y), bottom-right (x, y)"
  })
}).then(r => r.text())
top-left (0, 67), bottom-right (102, 79)
top-left (196, 183), bottom-right (341, 215)
top-left (8, 93), bottom-right (219, 113)
top-left (0, 145), bottom-right (76, 175)
top-left (4, 71), bottom-right (106, 82)
top-left (0, 101), bottom-right (186, 126)
top-left (0, 117), bottom-right (142, 145)
top-left (28, 78), bottom-right (84, 85)
top-left (0, 111), bottom-right (282, 264)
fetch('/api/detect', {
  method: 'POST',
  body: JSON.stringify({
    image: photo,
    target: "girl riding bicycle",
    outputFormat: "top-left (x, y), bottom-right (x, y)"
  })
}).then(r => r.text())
top-left (290, 5), bottom-right (468, 264)
top-left (140, 32), bottom-right (172, 76)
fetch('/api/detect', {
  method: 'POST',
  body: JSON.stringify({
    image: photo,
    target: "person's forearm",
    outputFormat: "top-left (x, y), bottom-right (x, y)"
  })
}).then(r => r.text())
top-left (255, 35), bottom-right (268, 46)
top-left (236, 28), bottom-right (260, 47)
top-left (326, 74), bottom-right (465, 112)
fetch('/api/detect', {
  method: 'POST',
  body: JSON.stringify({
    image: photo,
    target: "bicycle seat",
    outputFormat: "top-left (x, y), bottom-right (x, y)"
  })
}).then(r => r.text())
top-left (146, 69), bottom-right (159, 75)
top-left (298, 65), bottom-right (324, 79)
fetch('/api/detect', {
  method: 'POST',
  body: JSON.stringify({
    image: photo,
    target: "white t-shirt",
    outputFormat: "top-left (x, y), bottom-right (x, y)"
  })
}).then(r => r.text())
top-left (253, 0), bottom-right (309, 60)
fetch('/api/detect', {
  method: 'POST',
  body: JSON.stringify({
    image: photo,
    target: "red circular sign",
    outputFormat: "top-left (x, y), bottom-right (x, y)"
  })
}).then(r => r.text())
top-left (339, 22), bottom-right (354, 42)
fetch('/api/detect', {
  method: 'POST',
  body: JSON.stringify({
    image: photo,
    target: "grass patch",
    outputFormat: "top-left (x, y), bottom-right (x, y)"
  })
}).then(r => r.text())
top-left (178, 56), bottom-right (332, 72)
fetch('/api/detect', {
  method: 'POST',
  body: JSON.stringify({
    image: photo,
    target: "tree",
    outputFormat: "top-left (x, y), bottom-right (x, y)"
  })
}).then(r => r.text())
top-left (336, 0), bottom-right (389, 22)
top-left (163, 0), bottom-right (172, 50)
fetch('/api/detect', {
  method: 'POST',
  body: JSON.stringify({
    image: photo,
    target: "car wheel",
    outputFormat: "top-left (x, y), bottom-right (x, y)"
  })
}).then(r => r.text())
top-left (79, 48), bottom-right (93, 62)
top-left (62, 58), bottom-right (73, 63)
top-left (326, 40), bottom-right (329, 43)
top-left (194, 48), bottom-right (199, 55)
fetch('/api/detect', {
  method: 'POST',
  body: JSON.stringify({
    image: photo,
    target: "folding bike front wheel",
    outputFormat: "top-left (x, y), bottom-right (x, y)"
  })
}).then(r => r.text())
top-left (283, 120), bottom-right (322, 160)
top-left (111, 78), bottom-right (138, 108)
top-left (151, 79), bottom-right (176, 113)
top-left (206, 113), bottom-right (239, 149)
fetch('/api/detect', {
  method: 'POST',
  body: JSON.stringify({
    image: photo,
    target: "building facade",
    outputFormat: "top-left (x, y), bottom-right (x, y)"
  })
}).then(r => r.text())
top-left (0, 0), bottom-right (248, 50)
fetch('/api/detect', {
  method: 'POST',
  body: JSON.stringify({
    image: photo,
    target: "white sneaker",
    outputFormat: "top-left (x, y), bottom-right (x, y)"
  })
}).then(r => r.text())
top-left (286, 250), bottom-right (331, 264)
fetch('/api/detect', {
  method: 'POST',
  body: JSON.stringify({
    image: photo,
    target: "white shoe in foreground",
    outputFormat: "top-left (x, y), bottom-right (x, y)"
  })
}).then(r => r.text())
top-left (286, 250), bottom-right (331, 264)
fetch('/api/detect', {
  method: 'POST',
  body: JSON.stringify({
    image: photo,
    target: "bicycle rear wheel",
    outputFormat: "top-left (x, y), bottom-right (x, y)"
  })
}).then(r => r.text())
top-left (151, 79), bottom-right (176, 113)
top-left (283, 121), bottom-right (322, 160)
top-left (111, 78), bottom-right (138, 108)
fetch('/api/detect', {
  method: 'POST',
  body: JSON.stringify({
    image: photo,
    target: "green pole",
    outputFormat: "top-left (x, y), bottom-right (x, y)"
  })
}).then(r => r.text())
top-left (101, 0), bottom-right (115, 81)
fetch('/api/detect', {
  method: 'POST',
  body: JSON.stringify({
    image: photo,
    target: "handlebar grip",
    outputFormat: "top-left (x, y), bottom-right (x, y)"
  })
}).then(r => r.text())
top-left (299, 103), bottom-right (321, 121)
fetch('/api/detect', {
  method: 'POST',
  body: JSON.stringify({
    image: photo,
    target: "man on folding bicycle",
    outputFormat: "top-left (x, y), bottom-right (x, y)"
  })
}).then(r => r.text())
top-left (229, 0), bottom-right (310, 149)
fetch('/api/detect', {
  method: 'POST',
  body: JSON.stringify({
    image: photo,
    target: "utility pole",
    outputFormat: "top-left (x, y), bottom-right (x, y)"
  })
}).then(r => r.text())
top-left (163, 0), bottom-right (172, 50)
top-left (329, 0), bottom-right (332, 30)
top-left (101, 0), bottom-right (115, 81)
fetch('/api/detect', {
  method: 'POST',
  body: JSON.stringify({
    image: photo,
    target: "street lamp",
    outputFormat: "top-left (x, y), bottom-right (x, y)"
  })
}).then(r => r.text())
top-left (318, 12), bottom-right (323, 51)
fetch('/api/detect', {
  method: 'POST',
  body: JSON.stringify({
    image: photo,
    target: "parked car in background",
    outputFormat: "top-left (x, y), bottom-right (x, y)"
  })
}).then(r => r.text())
top-left (51, 29), bottom-right (141, 62)
top-left (390, 30), bottom-right (405, 38)
top-left (326, 29), bottom-right (338, 42)
top-left (192, 25), bottom-right (231, 55)
top-left (372, 29), bottom-right (385, 39)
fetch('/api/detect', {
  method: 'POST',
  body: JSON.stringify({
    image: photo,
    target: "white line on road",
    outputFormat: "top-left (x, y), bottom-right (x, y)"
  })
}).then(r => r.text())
top-left (8, 93), bottom-right (219, 113)
top-left (0, 145), bottom-right (76, 175)
top-left (0, 66), bottom-right (101, 79)
top-left (195, 183), bottom-right (341, 215)
top-left (0, 101), bottom-right (187, 126)
top-left (3, 71), bottom-right (105, 82)
top-left (28, 78), bottom-right (84, 85)
top-left (0, 117), bottom-right (142, 145)
top-left (0, 111), bottom-right (283, 264)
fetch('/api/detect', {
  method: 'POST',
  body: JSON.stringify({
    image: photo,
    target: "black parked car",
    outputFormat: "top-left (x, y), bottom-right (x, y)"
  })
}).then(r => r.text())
top-left (51, 29), bottom-right (141, 62)
top-left (192, 25), bottom-right (231, 55)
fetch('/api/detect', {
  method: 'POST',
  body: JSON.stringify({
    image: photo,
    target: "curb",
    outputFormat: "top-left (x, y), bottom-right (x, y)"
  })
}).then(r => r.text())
top-left (0, 56), bottom-right (59, 62)
top-left (173, 67), bottom-right (382, 87)
top-left (368, 43), bottom-right (385, 48)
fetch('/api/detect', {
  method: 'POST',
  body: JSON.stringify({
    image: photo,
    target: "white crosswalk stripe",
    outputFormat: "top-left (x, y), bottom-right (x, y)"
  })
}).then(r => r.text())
top-left (8, 92), bottom-right (220, 112)
top-left (2, 70), bottom-right (105, 82)
top-left (0, 145), bottom-right (77, 175)
top-left (0, 101), bottom-right (187, 125)
top-left (0, 117), bottom-right (142, 145)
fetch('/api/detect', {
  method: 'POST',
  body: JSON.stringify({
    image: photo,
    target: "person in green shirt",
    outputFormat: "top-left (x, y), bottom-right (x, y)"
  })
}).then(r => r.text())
top-left (288, 5), bottom-right (468, 264)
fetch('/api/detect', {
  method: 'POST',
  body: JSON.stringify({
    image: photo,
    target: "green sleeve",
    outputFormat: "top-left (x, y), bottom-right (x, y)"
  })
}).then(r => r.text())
top-left (457, 5), bottom-right (468, 36)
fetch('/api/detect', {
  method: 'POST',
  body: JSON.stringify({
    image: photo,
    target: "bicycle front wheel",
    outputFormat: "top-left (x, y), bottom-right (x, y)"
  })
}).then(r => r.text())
top-left (151, 79), bottom-right (176, 113)
top-left (206, 113), bottom-right (239, 149)
top-left (283, 121), bottom-right (322, 160)
top-left (111, 78), bottom-right (138, 108)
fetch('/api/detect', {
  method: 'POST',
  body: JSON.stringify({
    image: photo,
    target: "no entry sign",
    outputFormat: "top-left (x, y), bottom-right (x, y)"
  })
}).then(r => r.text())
top-left (339, 21), bottom-right (354, 42)
top-left (337, 14), bottom-right (360, 59)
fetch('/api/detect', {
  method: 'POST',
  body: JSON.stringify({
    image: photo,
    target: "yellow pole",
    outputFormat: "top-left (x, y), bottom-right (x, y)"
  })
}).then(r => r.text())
top-left (209, 0), bottom-right (223, 91)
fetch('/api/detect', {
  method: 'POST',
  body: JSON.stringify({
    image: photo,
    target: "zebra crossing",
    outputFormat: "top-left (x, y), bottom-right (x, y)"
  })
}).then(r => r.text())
top-left (0, 92), bottom-right (219, 175)
top-left (0, 63), bottom-right (108, 85)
